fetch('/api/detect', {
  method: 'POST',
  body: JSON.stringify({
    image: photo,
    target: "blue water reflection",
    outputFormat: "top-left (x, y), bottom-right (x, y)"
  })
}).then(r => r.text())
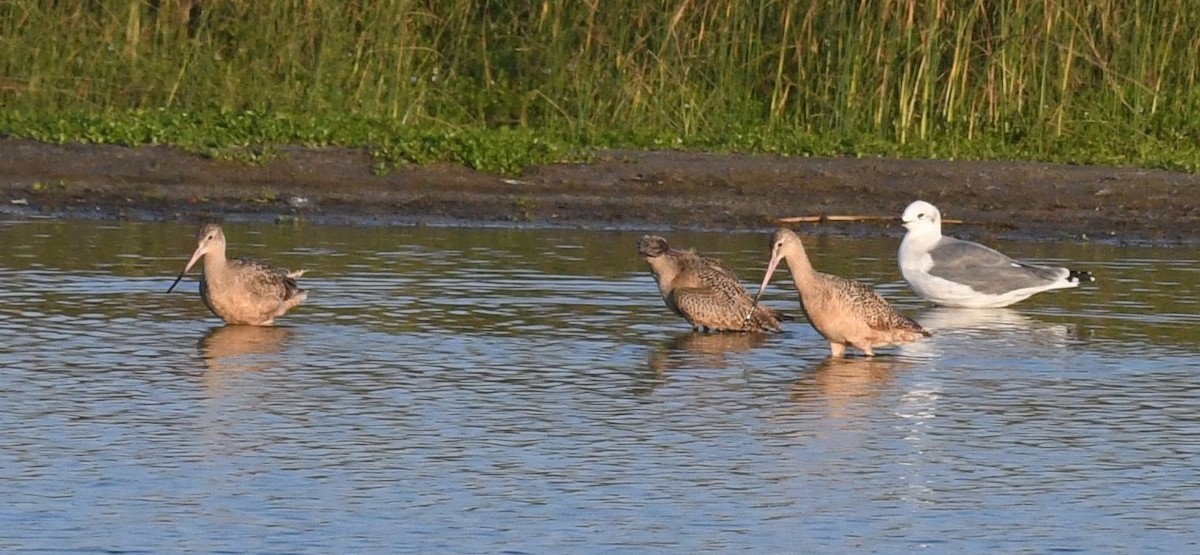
top-left (0, 220), bottom-right (1196, 553)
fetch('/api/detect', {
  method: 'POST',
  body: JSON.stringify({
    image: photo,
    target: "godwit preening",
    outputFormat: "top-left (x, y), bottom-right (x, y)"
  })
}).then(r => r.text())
top-left (166, 224), bottom-right (307, 325)
top-left (899, 200), bottom-right (1095, 308)
top-left (748, 228), bottom-right (929, 357)
top-left (638, 235), bottom-right (787, 332)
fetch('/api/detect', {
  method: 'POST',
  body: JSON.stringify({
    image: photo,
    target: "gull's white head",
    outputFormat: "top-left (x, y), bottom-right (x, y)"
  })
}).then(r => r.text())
top-left (901, 200), bottom-right (941, 234)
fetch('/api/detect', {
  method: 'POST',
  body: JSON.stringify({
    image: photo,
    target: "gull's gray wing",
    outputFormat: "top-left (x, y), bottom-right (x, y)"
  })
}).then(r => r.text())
top-left (926, 237), bottom-right (1067, 295)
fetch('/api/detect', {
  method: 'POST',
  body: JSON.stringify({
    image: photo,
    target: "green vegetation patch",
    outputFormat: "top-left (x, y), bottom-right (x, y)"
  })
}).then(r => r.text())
top-left (4, 1), bottom-right (1200, 172)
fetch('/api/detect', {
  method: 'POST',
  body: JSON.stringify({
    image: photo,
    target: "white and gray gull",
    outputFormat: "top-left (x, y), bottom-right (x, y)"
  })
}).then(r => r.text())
top-left (898, 200), bottom-right (1094, 308)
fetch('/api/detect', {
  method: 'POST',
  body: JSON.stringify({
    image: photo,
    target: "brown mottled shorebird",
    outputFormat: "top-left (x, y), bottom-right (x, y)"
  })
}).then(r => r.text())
top-left (748, 228), bottom-right (929, 357)
top-left (638, 235), bottom-right (787, 332)
top-left (166, 224), bottom-right (307, 326)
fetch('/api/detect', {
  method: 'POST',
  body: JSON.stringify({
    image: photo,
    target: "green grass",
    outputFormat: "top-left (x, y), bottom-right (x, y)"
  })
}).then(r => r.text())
top-left (2, 0), bottom-right (1200, 173)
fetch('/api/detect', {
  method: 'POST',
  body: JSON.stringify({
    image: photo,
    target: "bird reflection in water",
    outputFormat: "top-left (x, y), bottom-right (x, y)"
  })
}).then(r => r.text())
top-left (639, 331), bottom-right (769, 395)
top-left (790, 356), bottom-right (903, 410)
top-left (198, 325), bottom-right (292, 381)
top-left (648, 331), bottom-right (768, 372)
top-left (898, 306), bottom-right (1077, 359)
top-left (919, 306), bottom-right (1036, 333)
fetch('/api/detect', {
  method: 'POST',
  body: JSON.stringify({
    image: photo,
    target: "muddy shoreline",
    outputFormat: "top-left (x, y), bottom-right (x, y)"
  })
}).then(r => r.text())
top-left (1, 138), bottom-right (1196, 245)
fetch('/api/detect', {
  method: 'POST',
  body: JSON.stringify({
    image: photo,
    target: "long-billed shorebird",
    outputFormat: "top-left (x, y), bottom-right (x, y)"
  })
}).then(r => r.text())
top-left (166, 224), bottom-right (307, 326)
top-left (638, 235), bottom-right (787, 332)
top-left (748, 228), bottom-right (929, 357)
top-left (899, 200), bottom-right (1095, 308)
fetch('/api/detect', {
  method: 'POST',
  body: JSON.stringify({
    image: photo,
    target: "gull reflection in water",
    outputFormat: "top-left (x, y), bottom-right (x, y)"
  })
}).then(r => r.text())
top-left (900, 306), bottom-right (1077, 358)
top-left (198, 325), bottom-right (292, 376)
top-left (919, 306), bottom-right (1038, 332)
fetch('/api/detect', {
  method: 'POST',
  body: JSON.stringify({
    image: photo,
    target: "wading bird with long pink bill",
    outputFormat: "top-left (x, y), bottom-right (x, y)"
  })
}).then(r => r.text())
top-left (166, 224), bottom-right (307, 326)
top-left (747, 228), bottom-right (928, 357)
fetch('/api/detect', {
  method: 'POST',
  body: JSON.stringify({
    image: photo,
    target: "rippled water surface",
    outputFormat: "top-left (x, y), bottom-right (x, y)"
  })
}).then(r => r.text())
top-left (1, 220), bottom-right (1197, 553)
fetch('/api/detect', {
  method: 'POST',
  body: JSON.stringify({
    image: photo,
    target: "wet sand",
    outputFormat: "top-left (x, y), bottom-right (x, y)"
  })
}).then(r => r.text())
top-left (1, 139), bottom-right (1196, 244)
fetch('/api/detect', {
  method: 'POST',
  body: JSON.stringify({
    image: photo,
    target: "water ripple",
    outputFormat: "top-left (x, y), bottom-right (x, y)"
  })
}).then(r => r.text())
top-left (0, 221), bottom-right (1197, 553)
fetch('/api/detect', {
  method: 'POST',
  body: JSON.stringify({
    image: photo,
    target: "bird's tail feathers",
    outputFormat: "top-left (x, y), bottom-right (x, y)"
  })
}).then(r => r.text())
top-left (769, 307), bottom-right (795, 322)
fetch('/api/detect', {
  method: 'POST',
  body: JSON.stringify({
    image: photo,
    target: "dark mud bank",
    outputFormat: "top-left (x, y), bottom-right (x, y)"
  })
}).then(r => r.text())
top-left (1, 139), bottom-right (1196, 244)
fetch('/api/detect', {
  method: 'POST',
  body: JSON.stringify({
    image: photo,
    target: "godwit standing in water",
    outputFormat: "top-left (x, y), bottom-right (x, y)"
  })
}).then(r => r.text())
top-left (166, 224), bottom-right (307, 325)
top-left (638, 235), bottom-right (787, 332)
top-left (748, 228), bottom-right (928, 357)
top-left (898, 200), bottom-right (1095, 308)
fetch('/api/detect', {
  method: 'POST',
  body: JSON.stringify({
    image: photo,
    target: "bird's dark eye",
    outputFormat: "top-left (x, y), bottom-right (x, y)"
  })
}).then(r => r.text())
top-left (918, 213), bottom-right (926, 219)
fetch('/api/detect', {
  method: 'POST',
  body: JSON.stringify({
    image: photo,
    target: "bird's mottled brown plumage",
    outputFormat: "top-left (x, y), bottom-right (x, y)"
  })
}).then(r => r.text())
top-left (638, 235), bottom-right (786, 332)
top-left (168, 224), bottom-right (307, 326)
top-left (750, 228), bottom-right (928, 357)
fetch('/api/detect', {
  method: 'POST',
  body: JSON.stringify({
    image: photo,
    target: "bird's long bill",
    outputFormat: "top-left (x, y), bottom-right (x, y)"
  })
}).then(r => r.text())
top-left (744, 254), bottom-right (783, 324)
top-left (166, 246), bottom-right (205, 293)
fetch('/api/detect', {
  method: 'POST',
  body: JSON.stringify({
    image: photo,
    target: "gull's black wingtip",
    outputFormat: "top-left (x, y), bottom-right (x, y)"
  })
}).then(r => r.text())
top-left (1068, 269), bottom-right (1096, 283)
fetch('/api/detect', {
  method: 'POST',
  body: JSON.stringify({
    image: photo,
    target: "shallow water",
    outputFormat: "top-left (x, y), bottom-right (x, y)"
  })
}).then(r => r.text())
top-left (1, 219), bottom-right (1197, 554)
